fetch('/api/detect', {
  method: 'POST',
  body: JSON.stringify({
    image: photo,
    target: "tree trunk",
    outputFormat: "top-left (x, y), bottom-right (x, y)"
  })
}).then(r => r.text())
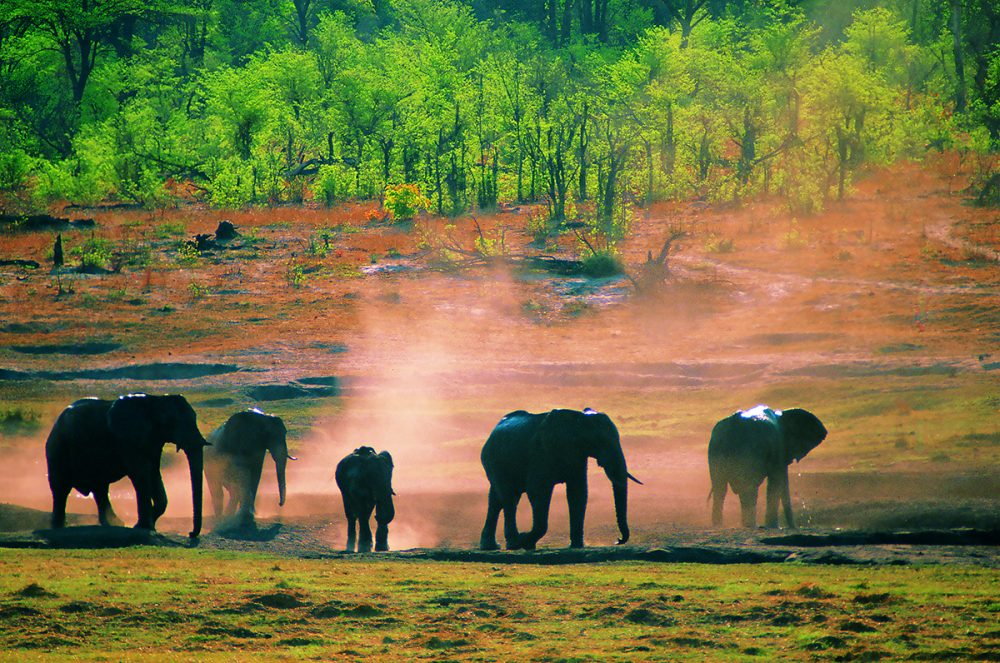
top-left (293, 0), bottom-right (311, 46)
top-left (661, 102), bottom-right (675, 175)
top-left (580, 0), bottom-right (593, 35)
top-left (949, 0), bottom-right (967, 113)
top-left (560, 0), bottom-right (574, 45)
top-left (578, 102), bottom-right (588, 201)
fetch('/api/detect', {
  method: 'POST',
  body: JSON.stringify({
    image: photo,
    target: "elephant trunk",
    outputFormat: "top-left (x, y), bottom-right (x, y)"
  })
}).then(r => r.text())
top-left (612, 478), bottom-right (629, 545)
top-left (274, 454), bottom-right (287, 507)
top-left (185, 443), bottom-right (205, 538)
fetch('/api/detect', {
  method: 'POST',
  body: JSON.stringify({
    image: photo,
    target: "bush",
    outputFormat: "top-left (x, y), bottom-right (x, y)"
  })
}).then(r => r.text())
top-left (0, 407), bottom-right (41, 435)
top-left (580, 250), bottom-right (624, 278)
top-left (0, 149), bottom-right (31, 190)
top-left (383, 183), bottom-right (430, 221)
top-left (72, 237), bottom-right (115, 272)
top-left (314, 164), bottom-right (351, 206)
top-left (209, 160), bottom-right (254, 207)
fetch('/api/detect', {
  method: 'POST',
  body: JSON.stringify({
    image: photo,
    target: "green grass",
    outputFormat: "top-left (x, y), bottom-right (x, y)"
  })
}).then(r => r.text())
top-left (0, 550), bottom-right (996, 660)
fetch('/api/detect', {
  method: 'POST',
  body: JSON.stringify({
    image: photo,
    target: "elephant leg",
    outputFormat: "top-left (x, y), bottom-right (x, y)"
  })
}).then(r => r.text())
top-left (764, 473), bottom-right (783, 529)
top-left (501, 493), bottom-right (523, 550)
top-left (710, 474), bottom-right (728, 527)
top-left (49, 482), bottom-right (70, 529)
top-left (520, 485), bottom-right (554, 551)
top-left (94, 485), bottom-right (122, 527)
top-left (206, 469), bottom-right (224, 519)
top-left (357, 503), bottom-right (375, 553)
top-left (738, 489), bottom-right (758, 528)
top-left (779, 469), bottom-right (795, 529)
top-left (237, 462), bottom-right (263, 526)
top-left (374, 497), bottom-right (394, 552)
top-left (566, 476), bottom-right (588, 549)
top-left (479, 486), bottom-right (502, 551)
top-left (342, 495), bottom-right (357, 552)
top-left (131, 475), bottom-right (154, 531)
top-left (151, 471), bottom-right (168, 527)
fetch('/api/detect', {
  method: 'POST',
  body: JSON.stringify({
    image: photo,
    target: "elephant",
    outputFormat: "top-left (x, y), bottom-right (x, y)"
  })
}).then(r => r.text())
top-left (479, 408), bottom-right (642, 551)
top-left (204, 409), bottom-right (294, 527)
top-left (45, 394), bottom-right (207, 537)
top-left (708, 405), bottom-right (827, 529)
top-left (335, 446), bottom-right (395, 552)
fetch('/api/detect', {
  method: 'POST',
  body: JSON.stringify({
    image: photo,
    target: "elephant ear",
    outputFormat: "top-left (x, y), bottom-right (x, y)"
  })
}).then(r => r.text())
top-left (107, 394), bottom-right (157, 447)
top-left (780, 408), bottom-right (828, 463)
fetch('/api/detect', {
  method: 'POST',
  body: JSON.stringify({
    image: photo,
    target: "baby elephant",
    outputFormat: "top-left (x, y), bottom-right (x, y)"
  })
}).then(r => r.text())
top-left (204, 409), bottom-right (294, 527)
top-left (335, 446), bottom-right (395, 552)
top-left (708, 405), bottom-right (827, 528)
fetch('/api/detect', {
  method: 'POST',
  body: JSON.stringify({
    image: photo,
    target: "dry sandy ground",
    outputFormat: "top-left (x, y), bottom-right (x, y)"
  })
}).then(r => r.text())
top-left (0, 155), bottom-right (997, 565)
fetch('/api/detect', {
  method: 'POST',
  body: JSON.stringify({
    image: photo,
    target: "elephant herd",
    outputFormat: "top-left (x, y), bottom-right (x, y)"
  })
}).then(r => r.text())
top-left (44, 393), bottom-right (827, 550)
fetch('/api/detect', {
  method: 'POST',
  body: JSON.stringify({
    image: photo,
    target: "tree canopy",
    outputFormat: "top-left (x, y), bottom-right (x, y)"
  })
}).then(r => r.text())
top-left (0, 0), bottom-right (996, 216)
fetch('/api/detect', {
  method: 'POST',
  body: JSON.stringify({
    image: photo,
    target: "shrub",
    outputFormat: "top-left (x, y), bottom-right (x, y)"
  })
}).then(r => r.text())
top-left (0, 149), bottom-right (31, 190)
top-left (72, 237), bottom-right (115, 272)
top-left (580, 250), bottom-right (624, 278)
top-left (0, 407), bottom-right (41, 435)
top-left (704, 234), bottom-right (735, 253)
top-left (209, 160), bottom-right (253, 207)
top-left (383, 183), bottom-right (430, 221)
top-left (314, 164), bottom-right (351, 206)
top-left (286, 262), bottom-right (307, 288)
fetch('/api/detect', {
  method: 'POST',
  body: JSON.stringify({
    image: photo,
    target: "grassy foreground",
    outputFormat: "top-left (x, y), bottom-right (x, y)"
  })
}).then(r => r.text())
top-left (0, 549), bottom-right (997, 661)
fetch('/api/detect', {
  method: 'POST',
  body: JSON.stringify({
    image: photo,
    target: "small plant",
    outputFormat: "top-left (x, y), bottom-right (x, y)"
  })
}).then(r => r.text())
top-left (73, 236), bottom-right (115, 272)
top-left (333, 264), bottom-right (360, 279)
top-left (386, 247), bottom-right (401, 259)
top-left (176, 243), bottom-right (200, 266)
top-left (472, 220), bottom-right (509, 259)
top-left (383, 183), bottom-right (430, 222)
top-left (286, 262), bottom-right (307, 288)
top-left (527, 212), bottom-right (552, 246)
top-left (306, 233), bottom-right (331, 258)
top-left (704, 234), bottom-right (735, 253)
top-left (187, 282), bottom-right (208, 299)
top-left (107, 288), bottom-right (127, 301)
top-left (783, 220), bottom-right (808, 249)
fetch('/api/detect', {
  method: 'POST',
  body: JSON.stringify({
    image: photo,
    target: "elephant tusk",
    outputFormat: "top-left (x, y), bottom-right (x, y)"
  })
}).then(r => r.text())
top-left (287, 454), bottom-right (298, 461)
top-left (627, 472), bottom-right (643, 485)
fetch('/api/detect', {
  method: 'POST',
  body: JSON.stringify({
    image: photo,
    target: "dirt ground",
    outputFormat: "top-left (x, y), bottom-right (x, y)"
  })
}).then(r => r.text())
top-left (0, 155), bottom-right (997, 566)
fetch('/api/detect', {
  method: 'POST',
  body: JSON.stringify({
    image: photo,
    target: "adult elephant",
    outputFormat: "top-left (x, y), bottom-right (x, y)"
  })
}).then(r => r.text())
top-left (204, 409), bottom-right (294, 527)
top-left (45, 394), bottom-right (207, 538)
top-left (479, 408), bottom-right (642, 551)
top-left (708, 405), bottom-right (827, 529)
top-left (335, 446), bottom-right (395, 552)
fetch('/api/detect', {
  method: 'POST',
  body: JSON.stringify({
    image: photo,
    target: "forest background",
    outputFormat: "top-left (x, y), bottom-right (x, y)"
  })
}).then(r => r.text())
top-left (1, 0), bottom-right (998, 245)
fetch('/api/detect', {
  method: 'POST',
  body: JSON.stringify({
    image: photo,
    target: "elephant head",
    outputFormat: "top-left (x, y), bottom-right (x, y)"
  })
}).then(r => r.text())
top-left (107, 394), bottom-right (207, 537)
top-left (541, 408), bottom-right (642, 545)
top-left (779, 408), bottom-right (828, 463)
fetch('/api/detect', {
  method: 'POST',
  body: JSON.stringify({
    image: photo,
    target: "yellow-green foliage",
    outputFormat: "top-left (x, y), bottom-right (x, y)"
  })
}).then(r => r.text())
top-left (383, 184), bottom-right (430, 221)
